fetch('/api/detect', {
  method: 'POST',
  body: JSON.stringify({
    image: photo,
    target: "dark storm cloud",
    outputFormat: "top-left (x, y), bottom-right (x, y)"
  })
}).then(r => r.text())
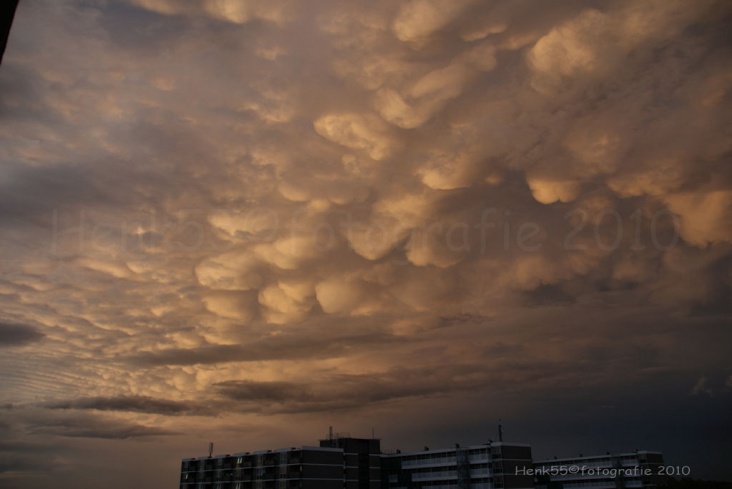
top-left (520, 284), bottom-right (577, 307)
top-left (25, 414), bottom-right (175, 440)
top-left (129, 323), bottom-right (405, 366)
top-left (215, 380), bottom-right (312, 403)
top-left (0, 322), bottom-right (44, 346)
top-left (212, 362), bottom-right (563, 414)
top-left (0, 453), bottom-right (49, 476)
top-left (0, 163), bottom-right (111, 223)
top-left (40, 395), bottom-right (210, 416)
top-left (2, 403), bottom-right (175, 441)
top-left (505, 374), bottom-right (732, 474)
top-left (1, 0), bottom-right (732, 486)
top-left (96, 1), bottom-right (193, 52)
top-left (0, 438), bottom-right (61, 475)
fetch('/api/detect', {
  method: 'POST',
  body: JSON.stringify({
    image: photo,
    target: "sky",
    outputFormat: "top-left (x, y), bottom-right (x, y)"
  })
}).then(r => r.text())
top-left (0, 0), bottom-right (731, 487)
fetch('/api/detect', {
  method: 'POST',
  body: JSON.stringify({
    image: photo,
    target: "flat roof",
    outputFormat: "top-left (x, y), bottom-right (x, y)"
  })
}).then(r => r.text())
top-left (183, 445), bottom-right (344, 461)
top-left (381, 442), bottom-right (532, 457)
top-left (534, 451), bottom-right (663, 464)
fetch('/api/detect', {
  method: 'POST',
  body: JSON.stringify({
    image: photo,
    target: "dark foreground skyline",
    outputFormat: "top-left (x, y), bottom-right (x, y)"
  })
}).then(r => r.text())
top-left (1, 1), bottom-right (731, 488)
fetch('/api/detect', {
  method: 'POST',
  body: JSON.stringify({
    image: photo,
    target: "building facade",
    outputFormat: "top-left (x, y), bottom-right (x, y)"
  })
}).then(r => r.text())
top-left (180, 435), bottom-right (663, 489)
top-left (180, 446), bottom-right (350, 489)
top-left (381, 442), bottom-right (534, 489)
top-left (320, 434), bottom-right (383, 489)
top-left (533, 451), bottom-right (665, 489)
top-left (180, 435), bottom-right (381, 489)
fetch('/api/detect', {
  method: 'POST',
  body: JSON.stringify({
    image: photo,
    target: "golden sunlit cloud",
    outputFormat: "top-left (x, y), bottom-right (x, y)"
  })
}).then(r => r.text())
top-left (1, 0), bottom-right (731, 488)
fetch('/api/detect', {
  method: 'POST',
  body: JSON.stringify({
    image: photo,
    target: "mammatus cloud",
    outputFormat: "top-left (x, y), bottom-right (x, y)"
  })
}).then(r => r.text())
top-left (0, 0), bottom-right (731, 487)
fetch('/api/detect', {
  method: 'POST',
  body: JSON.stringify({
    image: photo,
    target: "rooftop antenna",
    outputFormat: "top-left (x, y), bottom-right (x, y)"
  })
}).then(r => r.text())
top-left (498, 420), bottom-right (503, 442)
top-left (208, 442), bottom-right (214, 458)
top-left (328, 426), bottom-right (333, 441)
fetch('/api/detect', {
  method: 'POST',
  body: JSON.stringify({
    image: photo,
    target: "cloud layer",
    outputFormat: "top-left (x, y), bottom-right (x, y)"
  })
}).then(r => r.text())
top-left (0, 0), bottom-right (731, 487)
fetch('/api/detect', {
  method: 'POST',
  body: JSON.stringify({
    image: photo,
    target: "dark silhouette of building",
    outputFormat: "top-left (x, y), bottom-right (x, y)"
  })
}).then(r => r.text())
top-left (181, 445), bottom-right (352, 489)
top-left (320, 429), bottom-right (382, 489)
top-left (534, 451), bottom-right (665, 489)
top-left (179, 432), bottom-right (663, 489)
top-left (180, 431), bottom-right (382, 489)
top-left (381, 442), bottom-right (534, 489)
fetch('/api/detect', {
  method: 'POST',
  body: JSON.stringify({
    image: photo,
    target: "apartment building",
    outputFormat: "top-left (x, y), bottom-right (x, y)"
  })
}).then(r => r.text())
top-left (180, 432), bottom-right (381, 489)
top-left (180, 445), bottom-right (349, 489)
top-left (533, 451), bottom-right (665, 489)
top-left (180, 434), bottom-right (663, 489)
top-left (381, 442), bottom-right (534, 489)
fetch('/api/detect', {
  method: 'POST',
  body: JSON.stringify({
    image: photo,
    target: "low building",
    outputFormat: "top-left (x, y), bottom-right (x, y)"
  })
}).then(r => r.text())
top-left (533, 451), bottom-right (665, 489)
top-left (180, 434), bottom-right (381, 489)
top-left (381, 442), bottom-right (534, 489)
top-left (180, 446), bottom-right (349, 489)
top-left (179, 433), bottom-right (663, 489)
